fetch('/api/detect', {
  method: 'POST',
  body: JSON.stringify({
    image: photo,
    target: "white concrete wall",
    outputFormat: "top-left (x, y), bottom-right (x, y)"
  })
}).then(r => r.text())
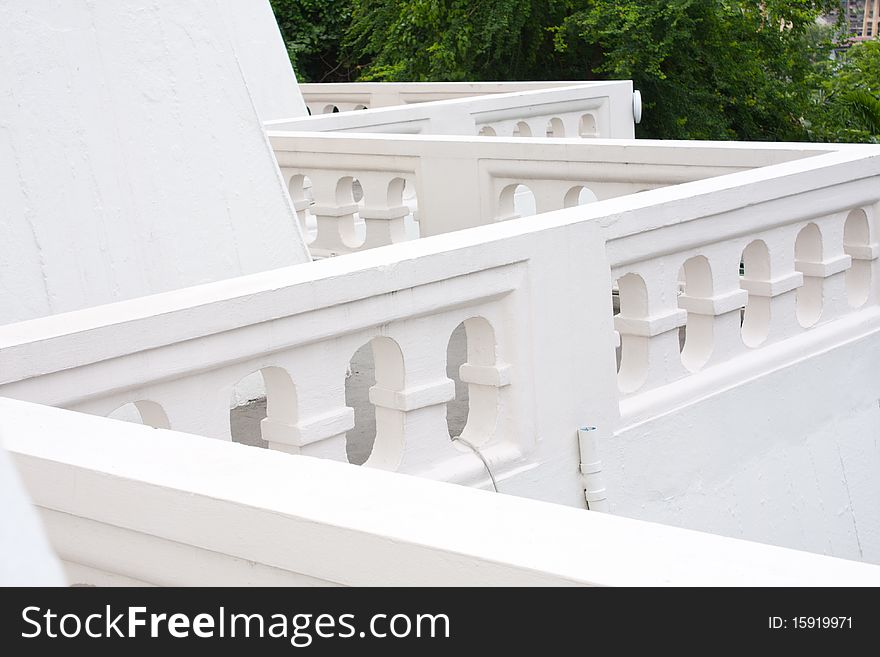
top-left (605, 323), bottom-right (880, 562)
top-left (218, 0), bottom-right (308, 121)
top-left (0, 0), bottom-right (310, 326)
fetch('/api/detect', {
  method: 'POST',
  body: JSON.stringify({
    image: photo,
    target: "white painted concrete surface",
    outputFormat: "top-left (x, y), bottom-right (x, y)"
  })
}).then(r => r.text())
top-left (0, 0), bottom-right (310, 326)
top-left (218, 0), bottom-right (308, 121)
top-left (0, 438), bottom-right (64, 586)
top-left (5, 138), bottom-right (879, 565)
top-left (2, 0), bottom-right (880, 583)
top-left (7, 398), bottom-right (880, 586)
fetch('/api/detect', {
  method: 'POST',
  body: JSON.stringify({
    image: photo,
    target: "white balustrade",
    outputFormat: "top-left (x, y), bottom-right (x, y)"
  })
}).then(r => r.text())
top-left (605, 147), bottom-right (880, 412)
top-left (299, 81), bottom-right (596, 113)
top-left (2, 137), bottom-right (879, 513)
top-left (0, 211), bottom-right (616, 502)
top-left (271, 81), bottom-right (637, 139)
top-left (272, 134), bottom-right (834, 254)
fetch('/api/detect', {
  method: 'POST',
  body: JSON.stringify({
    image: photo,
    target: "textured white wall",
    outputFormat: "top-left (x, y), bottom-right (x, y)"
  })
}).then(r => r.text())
top-left (605, 322), bottom-right (880, 563)
top-left (0, 0), bottom-right (310, 326)
top-left (218, 0), bottom-right (308, 121)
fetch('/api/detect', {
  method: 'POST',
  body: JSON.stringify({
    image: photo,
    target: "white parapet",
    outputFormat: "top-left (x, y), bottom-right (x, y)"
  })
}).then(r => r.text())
top-left (5, 397), bottom-right (880, 587)
top-left (218, 0), bottom-right (309, 121)
top-left (268, 133), bottom-right (840, 254)
top-left (0, 205), bottom-right (619, 507)
top-left (2, 139), bottom-right (880, 561)
top-left (269, 81), bottom-right (637, 139)
top-left (298, 81), bottom-right (612, 113)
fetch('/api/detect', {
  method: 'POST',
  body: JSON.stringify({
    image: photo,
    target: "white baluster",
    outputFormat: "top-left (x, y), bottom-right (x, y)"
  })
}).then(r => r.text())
top-left (368, 320), bottom-right (456, 473)
top-left (796, 213), bottom-right (852, 325)
top-left (868, 202), bottom-right (880, 305)
top-left (678, 245), bottom-right (748, 366)
top-left (742, 226), bottom-right (803, 345)
top-left (844, 205), bottom-right (880, 307)
top-left (263, 344), bottom-right (354, 460)
top-left (358, 174), bottom-right (410, 250)
top-left (614, 260), bottom-right (687, 393)
top-left (308, 175), bottom-right (360, 255)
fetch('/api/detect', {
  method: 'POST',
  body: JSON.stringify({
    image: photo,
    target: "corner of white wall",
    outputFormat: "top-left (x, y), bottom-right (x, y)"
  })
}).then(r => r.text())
top-left (217, 0), bottom-right (309, 121)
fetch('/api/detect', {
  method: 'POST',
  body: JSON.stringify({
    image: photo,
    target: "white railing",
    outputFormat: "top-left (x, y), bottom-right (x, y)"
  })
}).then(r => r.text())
top-left (603, 148), bottom-right (880, 413)
top-left (0, 210), bottom-right (617, 501)
top-left (299, 81), bottom-right (595, 113)
top-left (269, 133), bottom-right (880, 423)
top-left (268, 133), bottom-right (836, 256)
top-left (2, 138), bottom-right (879, 554)
top-left (269, 81), bottom-right (637, 138)
top-left (6, 397), bottom-right (879, 586)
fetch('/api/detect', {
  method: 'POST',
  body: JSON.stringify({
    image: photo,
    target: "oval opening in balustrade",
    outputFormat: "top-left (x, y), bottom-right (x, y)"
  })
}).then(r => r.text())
top-left (387, 176), bottom-right (412, 243)
top-left (446, 317), bottom-right (500, 446)
top-left (615, 273), bottom-right (650, 392)
top-left (108, 400), bottom-right (170, 430)
top-left (288, 174), bottom-right (315, 243)
top-left (323, 105), bottom-right (340, 114)
top-left (513, 121), bottom-right (532, 137)
top-left (844, 209), bottom-right (871, 308)
top-left (354, 104), bottom-right (368, 110)
top-left (345, 336), bottom-right (406, 469)
top-left (478, 126), bottom-right (497, 136)
top-left (446, 323), bottom-right (469, 438)
top-left (402, 178), bottom-right (420, 239)
top-left (545, 117), bottom-right (565, 138)
top-left (564, 185), bottom-right (598, 208)
top-left (229, 367), bottom-right (297, 449)
top-left (579, 114), bottom-right (598, 138)
top-left (740, 239), bottom-right (771, 347)
top-left (497, 184), bottom-right (536, 221)
top-left (678, 255), bottom-right (714, 372)
top-left (795, 222), bottom-right (823, 327)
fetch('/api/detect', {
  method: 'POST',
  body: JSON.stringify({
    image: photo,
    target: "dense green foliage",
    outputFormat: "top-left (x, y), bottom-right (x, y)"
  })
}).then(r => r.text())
top-left (346, 0), bottom-right (572, 81)
top-left (271, 0), bottom-right (880, 143)
top-left (270, 0), bottom-right (353, 82)
top-left (808, 39), bottom-right (880, 142)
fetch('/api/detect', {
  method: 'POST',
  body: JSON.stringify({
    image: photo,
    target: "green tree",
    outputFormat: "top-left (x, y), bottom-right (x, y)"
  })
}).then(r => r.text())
top-left (270, 0), bottom-right (355, 82)
top-left (807, 39), bottom-right (880, 143)
top-left (553, 0), bottom-right (841, 140)
top-left (345, 0), bottom-right (575, 81)
top-left (271, 0), bottom-right (877, 143)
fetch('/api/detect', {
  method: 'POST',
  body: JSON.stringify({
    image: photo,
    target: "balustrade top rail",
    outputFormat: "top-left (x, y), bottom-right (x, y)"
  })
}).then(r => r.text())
top-left (299, 81), bottom-right (594, 108)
